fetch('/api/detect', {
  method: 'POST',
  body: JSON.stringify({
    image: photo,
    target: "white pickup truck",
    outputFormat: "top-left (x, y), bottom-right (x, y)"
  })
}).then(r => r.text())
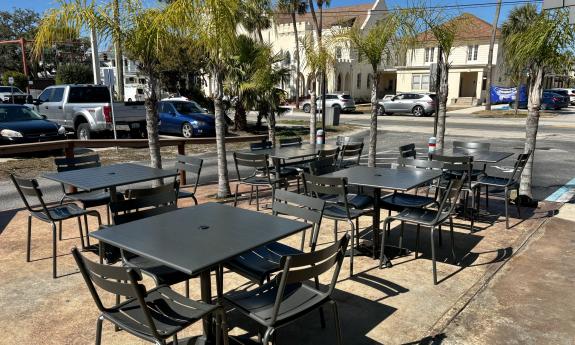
top-left (33, 84), bottom-right (147, 139)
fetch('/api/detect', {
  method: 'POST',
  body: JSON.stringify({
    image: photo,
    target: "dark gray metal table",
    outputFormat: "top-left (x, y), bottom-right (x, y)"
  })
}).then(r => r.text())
top-left (248, 143), bottom-right (337, 160)
top-left (433, 149), bottom-right (513, 163)
top-left (90, 202), bottom-right (311, 344)
top-left (322, 166), bottom-right (443, 264)
top-left (43, 162), bottom-right (178, 203)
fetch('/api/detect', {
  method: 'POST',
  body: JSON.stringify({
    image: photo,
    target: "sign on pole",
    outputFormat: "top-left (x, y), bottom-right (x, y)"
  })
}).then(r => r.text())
top-left (8, 77), bottom-right (14, 85)
top-left (102, 68), bottom-right (118, 140)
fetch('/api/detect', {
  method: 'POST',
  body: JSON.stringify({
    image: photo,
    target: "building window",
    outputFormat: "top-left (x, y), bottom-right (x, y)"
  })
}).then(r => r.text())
top-left (467, 45), bottom-right (479, 61)
top-left (411, 74), bottom-right (430, 90)
top-left (367, 74), bottom-right (373, 89)
top-left (356, 73), bottom-right (362, 89)
top-left (424, 47), bottom-right (435, 63)
top-left (284, 51), bottom-right (291, 65)
top-left (335, 46), bottom-right (342, 59)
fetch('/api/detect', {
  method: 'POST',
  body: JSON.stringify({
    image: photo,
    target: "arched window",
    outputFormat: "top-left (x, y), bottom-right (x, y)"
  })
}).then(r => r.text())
top-left (337, 74), bottom-right (342, 91)
top-left (367, 74), bottom-right (373, 89)
top-left (336, 46), bottom-right (342, 59)
top-left (284, 51), bottom-right (291, 65)
top-left (356, 73), bottom-right (362, 89)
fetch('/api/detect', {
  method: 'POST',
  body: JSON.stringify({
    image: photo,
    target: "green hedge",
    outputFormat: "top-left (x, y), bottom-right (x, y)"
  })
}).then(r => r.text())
top-left (55, 63), bottom-right (93, 85)
top-left (1, 71), bottom-right (28, 91)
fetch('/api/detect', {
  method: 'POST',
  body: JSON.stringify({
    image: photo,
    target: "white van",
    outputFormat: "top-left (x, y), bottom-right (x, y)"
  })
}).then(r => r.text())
top-left (124, 84), bottom-right (146, 103)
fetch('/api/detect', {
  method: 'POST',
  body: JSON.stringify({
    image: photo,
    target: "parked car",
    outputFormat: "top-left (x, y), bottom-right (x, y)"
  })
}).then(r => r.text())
top-left (377, 93), bottom-right (436, 117)
top-left (544, 89), bottom-right (570, 108)
top-left (0, 86), bottom-right (31, 104)
top-left (512, 91), bottom-right (566, 110)
top-left (547, 88), bottom-right (574, 106)
top-left (0, 104), bottom-right (66, 144)
top-left (33, 84), bottom-right (146, 140)
top-left (300, 93), bottom-right (356, 113)
top-left (158, 99), bottom-right (215, 138)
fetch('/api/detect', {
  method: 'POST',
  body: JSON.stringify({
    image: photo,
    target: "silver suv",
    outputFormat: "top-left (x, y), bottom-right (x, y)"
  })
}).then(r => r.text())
top-left (377, 93), bottom-right (436, 117)
top-left (301, 93), bottom-right (356, 113)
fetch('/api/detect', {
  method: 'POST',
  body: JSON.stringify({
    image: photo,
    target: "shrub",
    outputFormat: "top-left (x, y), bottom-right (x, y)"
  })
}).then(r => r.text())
top-left (1, 71), bottom-right (28, 91)
top-left (55, 63), bottom-right (93, 84)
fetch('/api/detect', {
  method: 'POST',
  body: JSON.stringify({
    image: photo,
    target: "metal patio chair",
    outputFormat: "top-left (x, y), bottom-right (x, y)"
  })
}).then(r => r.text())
top-left (72, 248), bottom-right (228, 345)
top-left (399, 143), bottom-right (417, 159)
top-left (338, 142), bottom-right (364, 169)
top-left (475, 150), bottom-right (532, 229)
top-left (279, 136), bottom-right (303, 147)
top-left (174, 154), bottom-right (203, 205)
top-left (223, 234), bottom-right (349, 345)
top-left (225, 189), bottom-right (325, 285)
top-left (10, 174), bottom-right (101, 278)
top-left (380, 174), bottom-right (467, 285)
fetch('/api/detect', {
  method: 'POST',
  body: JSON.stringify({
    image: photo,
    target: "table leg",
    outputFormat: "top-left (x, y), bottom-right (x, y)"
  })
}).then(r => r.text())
top-left (199, 269), bottom-right (214, 344)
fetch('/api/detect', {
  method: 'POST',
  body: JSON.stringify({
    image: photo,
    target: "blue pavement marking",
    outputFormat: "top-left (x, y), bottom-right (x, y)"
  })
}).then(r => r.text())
top-left (545, 177), bottom-right (575, 202)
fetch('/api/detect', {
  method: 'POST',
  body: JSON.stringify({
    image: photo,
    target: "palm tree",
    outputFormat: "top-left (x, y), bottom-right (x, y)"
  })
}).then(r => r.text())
top-left (163, 0), bottom-right (241, 198)
top-left (307, 0), bottom-right (330, 127)
top-left (334, 14), bottom-right (407, 167)
top-left (276, 0), bottom-right (307, 109)
top-left (502, 5), bottom-right (574, 201)
top-left (239, 0), bottom-right (272, 43)
top-left (484, 0), bottom-right (502, 111)
top-left (300, 34), bottom-right (334, 143)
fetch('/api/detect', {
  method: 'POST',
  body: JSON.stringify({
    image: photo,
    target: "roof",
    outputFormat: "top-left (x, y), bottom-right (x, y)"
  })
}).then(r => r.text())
top-left (416, 13), bottom-right (500, 43)
top-left (275, 3), bottom-right (374, 29)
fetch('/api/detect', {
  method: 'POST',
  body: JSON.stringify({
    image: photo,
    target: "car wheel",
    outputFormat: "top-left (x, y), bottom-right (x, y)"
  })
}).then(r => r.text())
top-left (76, 123), bottom-right (91, 140)
top-left (412, 105), bottom-right (424, 117)
top-left (303, 104), bottom-right (311, 113)
top-left (181, 122), bottom-right (194, 138)
top-left (376, 104), bottom-right (385, 116)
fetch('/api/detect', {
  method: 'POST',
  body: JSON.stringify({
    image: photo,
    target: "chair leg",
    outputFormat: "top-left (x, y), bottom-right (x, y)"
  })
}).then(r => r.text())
top-left (219, 308), bottom-right (230, 345)
top-left (296, 176), bottom-right (300, 194)
top-left (379, 218), bottom-right (390, 268)
top-left (58, 221), bottom-right (63, 241)
top-left (95, 315), bottom-right (104, 345)
top-left (173, 333), bottom-right (178, 345)
top-left (415, 224), bottom-right (420, 259)
top-left (398, 221), bottom-right (404, 251)
top-left (331, 300), bottom-right (343, 345)
top-left (51, 223), bottom-right (57, 279)
top-left (504, 187), bottom-right (510, 229)
top-left (485, 186), bottom-right (489, 209)
top-left (315, 276), bottom-right (326, 329)
top-left (347, 219), bottom-right (355, 277)
top-left (255, 186), bottom-right (260, 211)
top-left (185, 280), bottom-right (189, 298)
top-left (515, 187), bottom-right (521, 218)
top-left (26, 215), bottom-right (32, 262)
top-left (192, 195), bottom-right (198, 205)
top-left (262, 327), bottom-right (274, 345)
top-left (355, 218), bottom-right (360, 248)
top-left (437, 224), bottom-right (442, 247)
top-left (233, 184), bottom-right (239, 207)
top-left (77, 217), bottom-right (86, 249)
top-left (334, 220), bottom-right (338, 242)
top-left (449, 217), bottom-right (456, 264)
top-left (106, 205), bottom-right (111, 225)
top-left (470, 190), bottom-right (475, 232)
top-left (248, 185), bottom-right (254, 205)
top-left (430, 226), bottom-right (438, 285)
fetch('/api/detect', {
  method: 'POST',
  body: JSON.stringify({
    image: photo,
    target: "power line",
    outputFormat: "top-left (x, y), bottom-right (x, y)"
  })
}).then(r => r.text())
top-left (273, 0), bottom-right (543, 16)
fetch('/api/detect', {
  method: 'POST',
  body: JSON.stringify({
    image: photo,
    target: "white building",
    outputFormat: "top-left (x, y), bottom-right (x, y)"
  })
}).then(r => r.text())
top-left (99, 51), bottom-right (148, 102)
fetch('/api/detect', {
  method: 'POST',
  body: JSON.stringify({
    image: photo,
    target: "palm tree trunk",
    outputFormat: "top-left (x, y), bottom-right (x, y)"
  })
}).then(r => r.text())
top-left (113, 0), bottom-right (124, 102)
top-left (514, 80), bottom-right (520, 115)
top-left (234, 99), bottom-right (247, 131)
top-left (307, 0), bottom-right (321, 38)
top-left (436, 60), bottom-right (449, 151)
top-left (214, 70), bottom-right (231, 198)
top-left (145, 73), bottom-right (161, 170)
top-left (309, 87), bottom-right (317, 144)
top-left (291, 12), bottom-right (301, 109)
top-left (257, 29), bottom-right (264, 43)
top-left (519, 66), bottom-right (543, 199)
top-left (267, 111), bottom-right (276, 145)
top-left (368, 67), bottom-right (379, 167)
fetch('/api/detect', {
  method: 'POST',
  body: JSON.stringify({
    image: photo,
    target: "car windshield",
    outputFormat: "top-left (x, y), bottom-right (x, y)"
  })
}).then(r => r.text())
top-left (68, 86), bottom-right (111, 103)
top-left (172, 101), bottom-right (205, 114)
top-left (0, 106), bottom-right (44, 122)
top-left (340, 94), bottom-right (352, 100)
top-left (0, 86), bottom-right (24, 93)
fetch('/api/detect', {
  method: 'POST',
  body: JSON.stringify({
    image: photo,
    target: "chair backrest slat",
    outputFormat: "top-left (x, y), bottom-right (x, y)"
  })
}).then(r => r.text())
top-left (175, 155), bottom-right (203, 191)
top-left (279, 137), bottom-right (302, 147)
top-left (111, 182), bottom-right (178, 225)
top-left (340, 142), bottom-right (363, 158)
top-left (54, 154), bottom-right (101, 172)
top-left (396, 157), bottom-right (444, 170)
top-left (10, 175), bottom-right (50, 215)
top-left (283, 254), bottom-right (340, 284)
top-left (308, 157), bottom-right (337, 175)
top-left (318, 147), bottom-right (340, 161)
top-left (250, 140), bottom-right (272, 150)
top-left (399, 143), bottom-right (417, 159)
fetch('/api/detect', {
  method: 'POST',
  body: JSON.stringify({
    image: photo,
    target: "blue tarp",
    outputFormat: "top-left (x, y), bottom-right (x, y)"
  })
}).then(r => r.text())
top-left (490, 85), bottom-right (527, 104)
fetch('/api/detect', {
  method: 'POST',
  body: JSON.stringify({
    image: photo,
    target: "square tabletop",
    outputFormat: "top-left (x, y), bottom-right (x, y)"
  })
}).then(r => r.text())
top-left (321, 165), bottom-right (443, 191)
top-left (90, 203), bottom-right (311, 275)
top-left (433, 149), bottom-right (513, 163)
top-left (43, 163), bottom-right (178, 191)
top-left (247, 143), bottom-right (337, 160)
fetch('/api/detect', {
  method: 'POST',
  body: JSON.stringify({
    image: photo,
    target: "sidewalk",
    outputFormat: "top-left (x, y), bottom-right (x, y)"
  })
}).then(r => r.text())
top-left (440, 203), bottom-right (575, 344)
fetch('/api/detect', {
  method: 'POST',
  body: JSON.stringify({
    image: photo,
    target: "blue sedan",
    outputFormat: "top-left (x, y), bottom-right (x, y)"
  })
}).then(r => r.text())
top-left (158, 100), bottom-right (216, 138)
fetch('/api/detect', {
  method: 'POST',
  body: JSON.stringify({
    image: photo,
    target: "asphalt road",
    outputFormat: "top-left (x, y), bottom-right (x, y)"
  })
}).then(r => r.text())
top-left (1, 110), bottom-right (574, 211)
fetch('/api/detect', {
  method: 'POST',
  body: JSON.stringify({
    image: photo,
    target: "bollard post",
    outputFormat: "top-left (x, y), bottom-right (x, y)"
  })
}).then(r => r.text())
top-left (177, 142), bottom-right (186, 186)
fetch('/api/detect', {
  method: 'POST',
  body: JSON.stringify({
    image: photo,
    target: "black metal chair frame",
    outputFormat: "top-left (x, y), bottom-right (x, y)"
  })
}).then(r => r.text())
top-left (72, 248), bottom-right (228, 345)
top-left (223, 234), bottom-right (350, 345)
top-left (338, 142), bottom-right (364, 169)
top-left (233, 152), bottom-right (286, 211)
top-left (476, 151), bottom-right (532, 229)
top-left (174, 154), bottom-right (203, 205)
top-left (399, 143), bottom-right (417, 159)
top-left (379, 174), bottom-right (467, 284)
top-left (10, 174), bottom-right (101, 278)
top-left (224, 189), bottom-right (326, 285)
top-left (279, 136), bottom-right (303, 147)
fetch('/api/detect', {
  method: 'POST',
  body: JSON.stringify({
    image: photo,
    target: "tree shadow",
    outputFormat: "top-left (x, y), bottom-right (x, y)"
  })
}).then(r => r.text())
top-left (0, 207), bottom-right (20, 236)
top-left (402, 333), bottom-right (447, 345)
top-left (349, 271), bottom-right (410, 302)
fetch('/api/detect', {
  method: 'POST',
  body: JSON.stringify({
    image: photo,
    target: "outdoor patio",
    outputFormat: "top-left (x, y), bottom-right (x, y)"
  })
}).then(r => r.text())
top-left (0, 180), bottom-right (558, 344)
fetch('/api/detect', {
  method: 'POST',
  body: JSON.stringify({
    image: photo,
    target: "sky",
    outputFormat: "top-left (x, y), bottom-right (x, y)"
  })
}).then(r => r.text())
top-left (0, 0), bottom-right (534, 26)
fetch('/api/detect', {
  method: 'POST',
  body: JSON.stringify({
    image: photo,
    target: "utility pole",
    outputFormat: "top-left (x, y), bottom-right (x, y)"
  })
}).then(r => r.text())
top-left (113, 0), bottom-right (124, 102)
top-left (485, 0), bottom-right (502, 110)
top-left (90, 25), bottom-right (101, 85)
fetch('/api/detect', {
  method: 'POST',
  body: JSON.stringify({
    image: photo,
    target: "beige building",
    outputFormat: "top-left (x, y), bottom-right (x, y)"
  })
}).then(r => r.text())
top-left (397, 13), bottom-right (506, 106)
